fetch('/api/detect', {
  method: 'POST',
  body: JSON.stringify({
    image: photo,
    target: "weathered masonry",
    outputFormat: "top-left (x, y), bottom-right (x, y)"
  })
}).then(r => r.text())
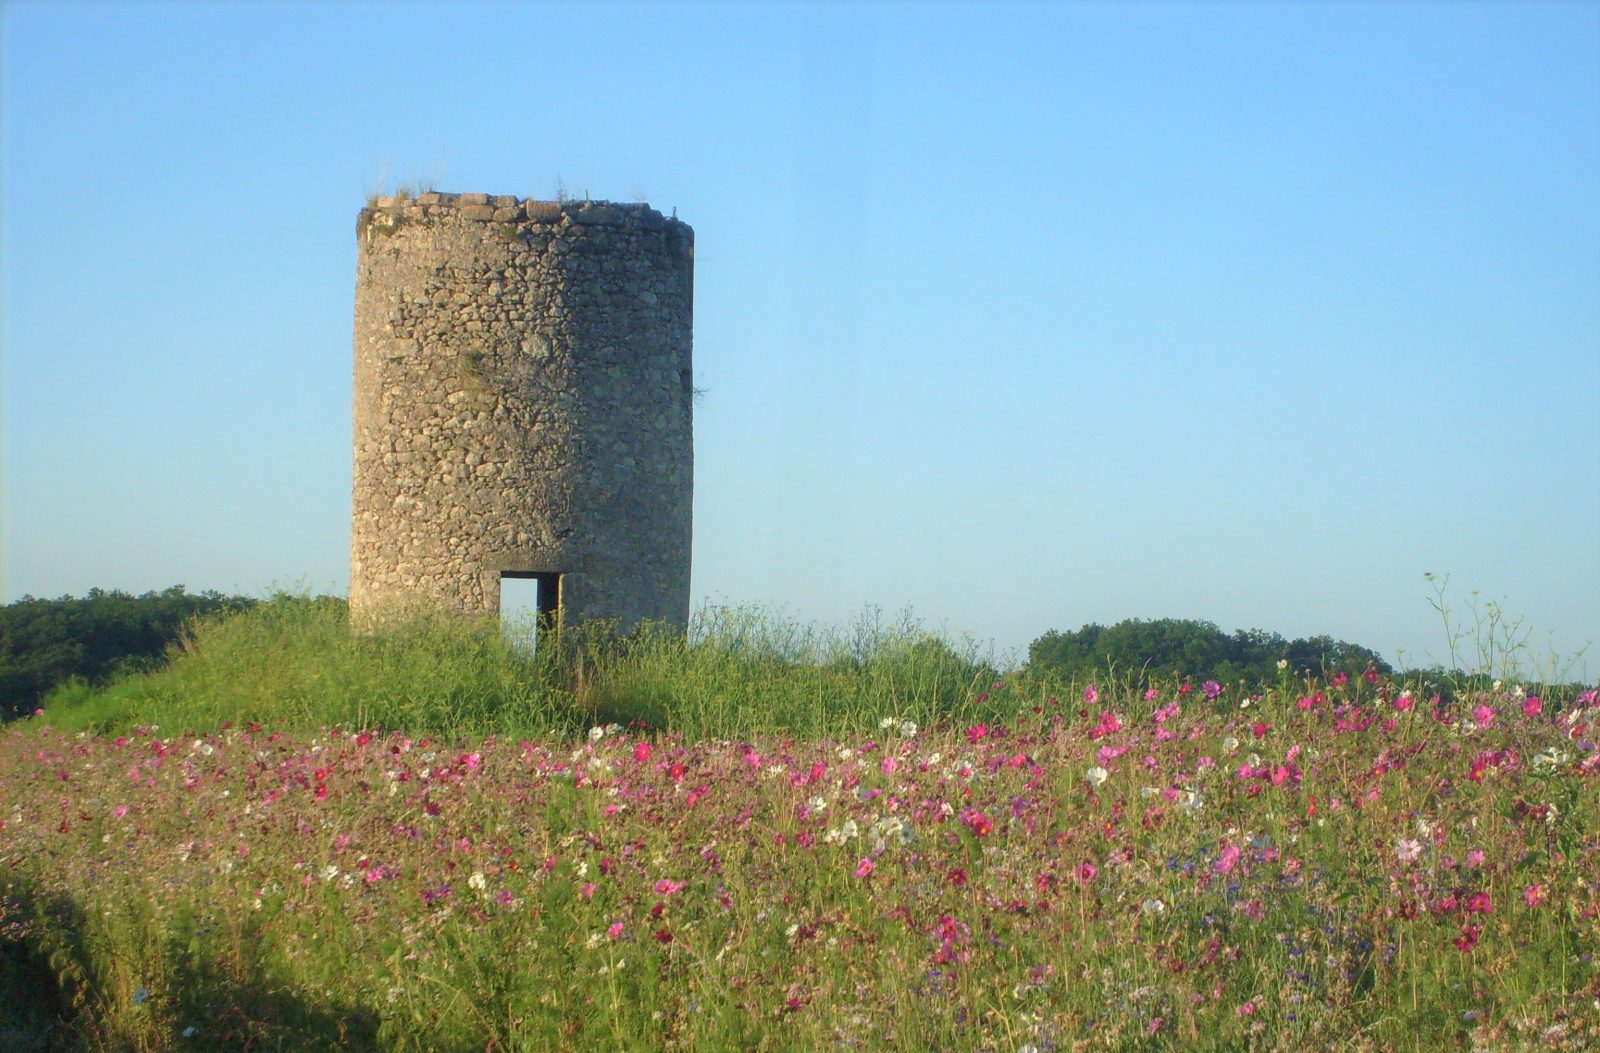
top-left (350, 192), bottom-right (693, 632)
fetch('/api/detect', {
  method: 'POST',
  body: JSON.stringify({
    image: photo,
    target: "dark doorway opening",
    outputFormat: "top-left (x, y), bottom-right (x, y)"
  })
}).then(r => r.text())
top-left (501, 572), bottom-right (560, 653)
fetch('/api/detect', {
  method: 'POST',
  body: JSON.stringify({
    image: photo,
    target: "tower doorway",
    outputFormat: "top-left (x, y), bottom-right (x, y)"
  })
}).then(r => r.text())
top-left (500, 571), bottom-right (561, 653)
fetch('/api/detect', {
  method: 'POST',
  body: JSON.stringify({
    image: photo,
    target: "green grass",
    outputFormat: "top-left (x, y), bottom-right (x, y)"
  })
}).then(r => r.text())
top-left (37, 597), bottom-right (1004, 742)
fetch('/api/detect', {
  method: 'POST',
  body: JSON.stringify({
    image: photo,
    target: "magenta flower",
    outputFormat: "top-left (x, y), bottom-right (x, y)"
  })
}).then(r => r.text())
top-left (1202, 680), bottom-right (1222, 700)
top-left (1473, 705), bottom-right (1495, 729)
top-left (1523, 884), bottom-right (1549, 908)
top-left (1523, 696), bottom-right (1543, 717)
top-left (960, 807), bottom-right (994, 837)
top-left (853, 857), bottom-right (874, 878)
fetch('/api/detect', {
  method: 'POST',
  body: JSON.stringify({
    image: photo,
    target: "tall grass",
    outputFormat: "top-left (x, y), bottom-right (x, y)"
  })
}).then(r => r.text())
top-left (37, 598), bottom-right (1004, 742)
top-left (39, 596), bottom-right (574, 739)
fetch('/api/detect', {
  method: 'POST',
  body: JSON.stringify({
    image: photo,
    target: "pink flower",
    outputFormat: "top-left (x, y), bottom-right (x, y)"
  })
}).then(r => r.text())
top-left (1237, 1000), bottom-right (1256, 1016)
top-left (1454, 924), bottom-right (1481, 953)
top-left (1523, 696), bottom-right (1542, 717)
top-left (960, 808), bottom-right (994, 837)
top-left (1473, 705), bottom-right (1494, 729)
top-left (1464, 849), bottom-right (1485, 868)
top-left (580, 882), bottom-right (597, 900)
top-left (113, 805), bottom-right (128, 818)
top-left (1097, 744), bottom-right (1129, 765)
top-left (607, 921), bottom-right (624, 939)
top-left (965, 724), bottom-right (989, 743)
top-left (1075, 861), bottom-right (1096, 883)
top-left (853, 857), bottom-right (874, 878)
top-left (1464, 891), bottom-right (1492, 915)
top-left (1523, 884), bottom-right (1548, 908)
top-left (1083, 684), bottom-right (1100, 705)
top-left (633, 742), bottom-right (652, 763)
top-left (654, 878), bottom-right (684, 896)
top-left (1143, 688), bottom-right (1160, 701)
top-left (1202, 680), bottom-right (1222, 700)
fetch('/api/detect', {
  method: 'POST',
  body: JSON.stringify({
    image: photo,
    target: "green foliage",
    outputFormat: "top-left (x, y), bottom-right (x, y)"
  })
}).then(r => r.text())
top-left (1026, 616), bottom-right (1392, 692)
top-left (0, 587), bottom-right (255, 720)
top-left (577, 605), bottom-right (1001, 739)
top-left (38, 599), bottom-right (1001, 742)
top-left (40, 594), bottom-right (576, 739)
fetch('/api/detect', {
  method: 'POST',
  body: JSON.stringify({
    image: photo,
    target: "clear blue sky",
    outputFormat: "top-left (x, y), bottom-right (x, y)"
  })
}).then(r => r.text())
top-left (4, 1), bottom-right (1597, 675)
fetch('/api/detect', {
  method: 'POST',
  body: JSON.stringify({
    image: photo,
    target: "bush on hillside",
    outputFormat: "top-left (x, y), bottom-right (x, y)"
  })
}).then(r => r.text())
top-left (1026, 616), bottom-right (1392, 692)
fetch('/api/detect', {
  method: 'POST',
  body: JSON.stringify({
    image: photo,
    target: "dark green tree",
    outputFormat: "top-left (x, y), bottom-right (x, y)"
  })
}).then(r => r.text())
top-left (0, 586), bottom-right (256, 719)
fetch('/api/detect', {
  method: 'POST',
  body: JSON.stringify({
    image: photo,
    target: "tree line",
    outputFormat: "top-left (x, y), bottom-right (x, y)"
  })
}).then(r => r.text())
top-left (0, 587), bottom-right (256, 719)
top-left (1024, 617), bottom-right (1392, 689)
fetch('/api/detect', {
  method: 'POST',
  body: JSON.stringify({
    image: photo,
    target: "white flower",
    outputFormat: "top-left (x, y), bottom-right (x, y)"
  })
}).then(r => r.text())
top-left (1276, 659), bottom-right (1289, 671)
top-left (899, 720), bottom-right (918, 738)
top-left (1142, 898), bottom-right (1166, 914)
top-left (588, 726), bottom-right (605, 742)
top-left (468, 871), bottom-right (487, 891)
top-left (1085, 766), bottom-right (1109, 787)
top-left (839, 819), bottom-right (859, 839)
top-left (879, 717), bottom-right (896, 729)
top-left (1221, 736), bottom-right (1240, 753)
top-left (807, 795), bottom-right (827, 812)
top-left (1395, 838), bottom-right (1423, 863)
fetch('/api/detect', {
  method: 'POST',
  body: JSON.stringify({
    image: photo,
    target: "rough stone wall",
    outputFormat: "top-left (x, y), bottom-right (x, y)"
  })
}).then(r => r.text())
top-left (351, 192), bottom-right (693, 630)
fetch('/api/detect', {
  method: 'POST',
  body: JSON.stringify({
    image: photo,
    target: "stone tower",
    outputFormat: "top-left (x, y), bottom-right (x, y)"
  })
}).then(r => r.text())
top-left (350, 192), bottom-right (693, 631)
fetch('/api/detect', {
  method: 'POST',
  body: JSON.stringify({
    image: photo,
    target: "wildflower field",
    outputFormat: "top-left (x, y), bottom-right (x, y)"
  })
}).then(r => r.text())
top-left (1, 612), bottom-right (1597, 1051)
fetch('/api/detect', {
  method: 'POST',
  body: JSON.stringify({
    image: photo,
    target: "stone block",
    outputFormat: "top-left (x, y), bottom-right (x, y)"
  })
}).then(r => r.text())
top-left (572, 205), bottom-right (624, 226)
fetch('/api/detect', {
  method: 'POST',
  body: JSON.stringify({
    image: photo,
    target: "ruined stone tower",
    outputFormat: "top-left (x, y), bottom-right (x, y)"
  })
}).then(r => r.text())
top-left (350, 192), bottom-right (693, 631)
